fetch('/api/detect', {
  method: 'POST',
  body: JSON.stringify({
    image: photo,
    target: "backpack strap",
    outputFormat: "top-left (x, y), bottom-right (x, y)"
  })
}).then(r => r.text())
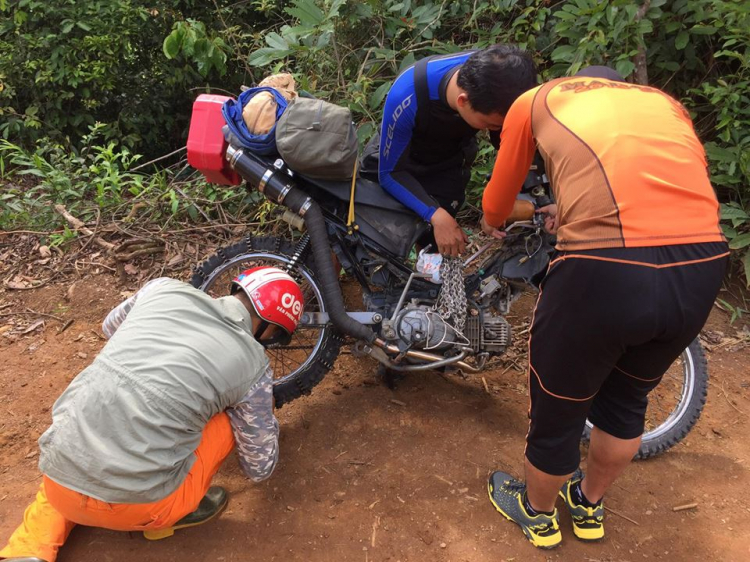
top-left (413, 55), bottom-right (435, 137)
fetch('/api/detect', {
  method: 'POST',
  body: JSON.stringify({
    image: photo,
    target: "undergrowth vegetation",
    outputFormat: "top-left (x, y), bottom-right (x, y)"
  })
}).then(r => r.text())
top-left (0, 0), bottom-right (748, 282)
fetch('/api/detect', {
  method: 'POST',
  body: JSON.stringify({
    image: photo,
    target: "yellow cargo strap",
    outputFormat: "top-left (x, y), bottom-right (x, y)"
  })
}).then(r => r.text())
top-left (347, 158), bottom-right (359, 235)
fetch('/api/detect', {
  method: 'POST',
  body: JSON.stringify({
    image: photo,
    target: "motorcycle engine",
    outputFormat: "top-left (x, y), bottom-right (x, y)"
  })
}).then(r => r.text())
top-left (464, 314), bottom-right (512, 354)
top-left (392, 304), bottom-right (460, 351)
top-left (384, 304), bottom-right (512, 355)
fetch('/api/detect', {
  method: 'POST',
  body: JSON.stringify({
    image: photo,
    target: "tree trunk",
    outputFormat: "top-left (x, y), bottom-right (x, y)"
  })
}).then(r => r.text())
top-left (634, 0), bottom-right (651, 85)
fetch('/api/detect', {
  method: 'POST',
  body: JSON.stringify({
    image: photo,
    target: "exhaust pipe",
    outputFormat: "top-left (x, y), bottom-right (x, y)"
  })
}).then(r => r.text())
top-left (226, 145), bottom-right (376, 344)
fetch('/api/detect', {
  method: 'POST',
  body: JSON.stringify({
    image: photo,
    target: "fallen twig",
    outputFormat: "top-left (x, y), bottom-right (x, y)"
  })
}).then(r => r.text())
top-left (604, 505), bottom-right (640, 526)
top-left (0, 310), bottom-right (63, 322)
top-left (482, 376), bottom-right (491, 395)
top-left (709, 380), bottom-right (745, 416)
top-left (0, 229), bottom-right (65, 236)
top-left (114, 238), bottom-right (165, 261)
top-left (672, 502), bottom-right (698, 512)
top-left (54, 204), bottom-right (115, 251)
top-left (371, 516), bottom-right (380, 548)
top-left (130, 146), bottom-right (187, 171)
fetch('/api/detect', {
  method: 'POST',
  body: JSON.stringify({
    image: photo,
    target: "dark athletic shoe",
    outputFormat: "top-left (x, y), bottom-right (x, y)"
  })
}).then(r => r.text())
top-left (143, 486), bottom-right (228, 540)
top-left (487, 471), bottom-right (562, 549)
top-left (558, 468), bottom-right (605, 541)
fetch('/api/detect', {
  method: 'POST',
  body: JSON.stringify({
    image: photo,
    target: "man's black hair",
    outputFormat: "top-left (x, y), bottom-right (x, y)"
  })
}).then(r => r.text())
top-left (456, 44), bottom-right (537, 115)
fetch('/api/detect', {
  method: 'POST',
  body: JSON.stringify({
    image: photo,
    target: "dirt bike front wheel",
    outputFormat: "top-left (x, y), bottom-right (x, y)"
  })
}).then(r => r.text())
top-left (583, 338), bottom-right (708, 459)
top-left (190, 236), bottom-right (343, 408)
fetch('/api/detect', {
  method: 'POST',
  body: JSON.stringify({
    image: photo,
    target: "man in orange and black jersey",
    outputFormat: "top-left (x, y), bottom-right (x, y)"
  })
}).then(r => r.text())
top-left (481, 66), bottom-right (728, 549)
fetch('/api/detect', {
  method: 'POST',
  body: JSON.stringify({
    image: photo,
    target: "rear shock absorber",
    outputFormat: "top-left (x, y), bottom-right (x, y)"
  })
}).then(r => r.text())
top-left (285, 233), bottom-right (311, 275)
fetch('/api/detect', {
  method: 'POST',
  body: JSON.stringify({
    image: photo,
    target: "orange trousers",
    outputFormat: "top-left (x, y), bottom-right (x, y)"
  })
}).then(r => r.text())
top-left (0, 413), bottom-right (234, 562)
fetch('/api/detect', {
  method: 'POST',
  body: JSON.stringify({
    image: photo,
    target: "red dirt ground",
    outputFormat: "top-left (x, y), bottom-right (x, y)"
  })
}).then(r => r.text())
top-left (1, 272), bottom-right (749, 562)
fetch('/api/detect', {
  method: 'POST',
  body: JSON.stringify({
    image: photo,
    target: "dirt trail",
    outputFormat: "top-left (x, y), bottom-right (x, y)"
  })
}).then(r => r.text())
top-left (1, 273), bottom-right (749, 562)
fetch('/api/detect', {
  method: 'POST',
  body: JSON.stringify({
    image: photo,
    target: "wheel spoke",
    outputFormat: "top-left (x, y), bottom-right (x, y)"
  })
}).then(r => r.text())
top-left (198, 251), bottom-right (328, 384)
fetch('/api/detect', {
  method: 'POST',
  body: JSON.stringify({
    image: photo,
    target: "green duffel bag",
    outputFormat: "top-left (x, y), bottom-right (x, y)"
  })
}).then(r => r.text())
top-left (276, 97), bottom-right (358, 180)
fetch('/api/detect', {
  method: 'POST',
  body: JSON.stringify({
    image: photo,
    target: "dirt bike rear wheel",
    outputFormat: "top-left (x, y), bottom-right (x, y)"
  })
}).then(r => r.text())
top-left (190, 236), bottom-right (343, 408)
top-left (583, 338), bottom-right (708, 459)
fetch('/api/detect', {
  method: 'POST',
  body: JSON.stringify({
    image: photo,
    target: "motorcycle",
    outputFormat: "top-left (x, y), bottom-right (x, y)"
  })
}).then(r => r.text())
top-left (189, 133), bottom-right (709, 460)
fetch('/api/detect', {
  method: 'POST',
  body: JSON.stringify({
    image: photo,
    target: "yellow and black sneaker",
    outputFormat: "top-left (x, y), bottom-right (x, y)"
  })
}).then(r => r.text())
top-left (487, 471), bottom-right (562, 549)
top-left (559, 468), bottom-right (604, 541)
top-left (144, 486), bottom-right (228, 540)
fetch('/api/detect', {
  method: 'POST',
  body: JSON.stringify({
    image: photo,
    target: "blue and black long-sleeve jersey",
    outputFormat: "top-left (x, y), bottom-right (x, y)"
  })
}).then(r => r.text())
top-left (378, 52), bottom-right (479, 222)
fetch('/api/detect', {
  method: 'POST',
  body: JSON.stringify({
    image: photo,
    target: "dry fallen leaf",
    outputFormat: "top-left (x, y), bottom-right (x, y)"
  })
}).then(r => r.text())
top-left (123, 263), bottom-right (139, 276)
top-left (21, 320), bottom-right (45, 334)
top-left (6, 278), bottom-right (29, 290)
top-left (66, 282), bottom-right (77, 301)
top-left (167, 253), bottom-right (184, 267)
top-left (39, 245), bottom-right (52, 258)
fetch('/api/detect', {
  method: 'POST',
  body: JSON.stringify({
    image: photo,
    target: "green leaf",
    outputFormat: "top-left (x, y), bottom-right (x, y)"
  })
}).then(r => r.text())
top-left (743, 250), bottom-right (750, 289)
top-left (675, 31), bottom-right (689, 50)
top-left (356, 122), bottom-right (375, 146)
top-left (729, 233), bottom-right (750, 250)
top-left (163, 33), bottom-right (180, 59)
top-left (656, 61), bottom-right (680, 72)
top-left (76, 21), bottom-right (92, 32)
top-left (285, 0), bottom-right (325, 26)
top-left (720, 203), bottom-right (749, 221)
top-left (265, 32), bottom-right (289, 50)
top-left (690, 25), bottom-right (717, 35)
top-left (551, 45), bottom-right (576, 62)
top-left (398, 52), bottom-right (415, 72)
top-left (368, 80), bottom-right (392, 110)
top-left (722, 224), bottom-right (738, 238)
top-left (248, 47), bottom-right (292, 67)
top-left (328, 0), bottom-right (347, 19)
top-left (615, 59), bottom-right (635, 78)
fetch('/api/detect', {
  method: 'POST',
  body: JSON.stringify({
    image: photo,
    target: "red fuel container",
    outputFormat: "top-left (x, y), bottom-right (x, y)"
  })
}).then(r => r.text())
top-left (187, 94), bottom-right (241, 185)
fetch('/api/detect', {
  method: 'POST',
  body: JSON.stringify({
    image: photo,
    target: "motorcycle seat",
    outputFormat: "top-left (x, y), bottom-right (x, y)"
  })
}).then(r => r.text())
top-left (299, 173), bottom-right (416, 215)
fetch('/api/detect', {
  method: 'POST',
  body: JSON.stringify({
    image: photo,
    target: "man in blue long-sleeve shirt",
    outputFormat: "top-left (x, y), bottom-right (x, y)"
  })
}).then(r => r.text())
top-left (377, 44), bottom-right (536, 257)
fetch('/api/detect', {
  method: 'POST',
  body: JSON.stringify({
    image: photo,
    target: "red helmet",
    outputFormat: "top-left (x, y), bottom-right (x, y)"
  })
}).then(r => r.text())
top-left (231, 266), bottom-right (304, 335)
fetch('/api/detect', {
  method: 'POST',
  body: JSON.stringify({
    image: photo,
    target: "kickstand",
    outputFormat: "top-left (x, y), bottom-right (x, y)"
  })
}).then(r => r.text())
top-left (377, 363), bottom-right (405, 390)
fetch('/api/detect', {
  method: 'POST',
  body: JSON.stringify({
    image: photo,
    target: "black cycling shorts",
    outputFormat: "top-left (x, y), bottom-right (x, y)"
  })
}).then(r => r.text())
top-left (525, 242), bottom-right (728, 476)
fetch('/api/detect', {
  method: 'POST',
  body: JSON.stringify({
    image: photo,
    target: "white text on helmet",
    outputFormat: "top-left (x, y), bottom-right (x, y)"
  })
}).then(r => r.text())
top-left (281, 292), bottom-right (303, 318)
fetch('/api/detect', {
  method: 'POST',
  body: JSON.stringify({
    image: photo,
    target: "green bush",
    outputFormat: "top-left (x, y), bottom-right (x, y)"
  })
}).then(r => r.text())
top-left (0, 0), bottom-right (262, 157)
top-left (0, 126), bottom-right (163, 228)
top-left (1, 0), bottom-right (749, 283)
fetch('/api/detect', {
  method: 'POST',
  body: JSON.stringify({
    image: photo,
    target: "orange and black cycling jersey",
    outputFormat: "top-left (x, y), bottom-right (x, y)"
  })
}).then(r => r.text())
top-left (482, 77), bottom-right (725, 250)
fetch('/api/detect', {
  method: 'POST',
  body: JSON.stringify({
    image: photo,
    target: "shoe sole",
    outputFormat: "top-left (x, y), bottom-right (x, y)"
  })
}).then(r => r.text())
top-left (557, 490), bottom-right (604, 542)
top-left (143, 495), bottom-right (229, 541)
top-left (487, 482), bottom-right (561, 550)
